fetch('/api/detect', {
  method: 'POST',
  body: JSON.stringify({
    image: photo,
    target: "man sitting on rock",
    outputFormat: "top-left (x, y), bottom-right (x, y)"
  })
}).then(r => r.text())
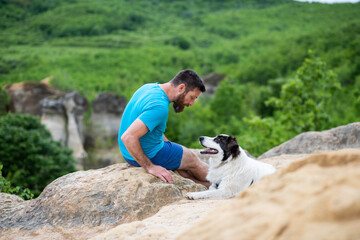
top-left (118, 69), bottom-right (210, 187)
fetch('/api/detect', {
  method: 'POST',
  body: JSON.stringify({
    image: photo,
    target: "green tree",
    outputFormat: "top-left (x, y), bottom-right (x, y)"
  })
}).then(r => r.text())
top-left (209, 80), bottom-right (245, 123)
top-left (0, 114), bottom-right (76, 197)
top-left (267, 52), bottom-right (341, 134)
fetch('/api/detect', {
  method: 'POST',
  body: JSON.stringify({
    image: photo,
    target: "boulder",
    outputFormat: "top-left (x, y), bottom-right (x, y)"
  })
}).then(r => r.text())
top-left (177, 149), bottom-right (360, 240)
top-left (85, 92), bottom-right (127, 167)
top-left (0, 164), bottom-right (206, 239)
top-left (2, 80), bottom-right (59, 115)
top-left (40, 95), bottom-right (67, 143)
top-left (259, 122), bottom-right (360, 159)
top-left (41, 92), bottom-right (88, 169)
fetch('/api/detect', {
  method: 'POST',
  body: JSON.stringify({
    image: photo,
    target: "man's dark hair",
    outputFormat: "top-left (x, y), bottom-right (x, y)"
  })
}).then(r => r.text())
top-left (170, 69), bottom-right (206, 93)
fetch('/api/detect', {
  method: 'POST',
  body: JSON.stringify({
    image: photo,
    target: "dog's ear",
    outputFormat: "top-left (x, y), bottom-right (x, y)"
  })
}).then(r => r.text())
top-left (227, 136), bottom-right (240, 159)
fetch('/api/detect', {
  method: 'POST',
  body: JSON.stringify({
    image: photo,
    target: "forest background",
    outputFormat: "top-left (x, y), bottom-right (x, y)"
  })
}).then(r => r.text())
top-left (0, 0), bottom-right (359, 167)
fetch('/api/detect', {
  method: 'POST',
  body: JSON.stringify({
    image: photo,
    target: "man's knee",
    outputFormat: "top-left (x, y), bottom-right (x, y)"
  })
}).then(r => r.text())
top-left (179, 147), bottom-right (203, 170)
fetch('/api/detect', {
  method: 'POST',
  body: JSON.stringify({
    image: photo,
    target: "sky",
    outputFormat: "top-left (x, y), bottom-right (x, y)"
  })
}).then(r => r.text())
top-left (295, 0), bottom-right (359, 3)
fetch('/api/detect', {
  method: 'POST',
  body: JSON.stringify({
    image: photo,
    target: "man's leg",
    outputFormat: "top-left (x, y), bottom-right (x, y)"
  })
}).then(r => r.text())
top-left (178, 146), bottom-right (210, 188)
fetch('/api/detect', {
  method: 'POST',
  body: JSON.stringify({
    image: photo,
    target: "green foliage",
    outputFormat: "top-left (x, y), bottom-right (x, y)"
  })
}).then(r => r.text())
top-left (241, 54), bottom-right (343, 156)
top-left (0, 114), bottom-right (76, 196)
top-left (241, 115), bottom-right (285, 156)
top-left (0, 55), bottom-right (26, 74)
top-left (0, 0), bottom-right (359, 158)
top-left (0, 164), bottom-right (34, 200)
top-left (0, 89), bottom-right (8, 116)
top-left (267, 52), bottom-right (341, 134)
top-left (165, 36), bottom-right (191, 50)
top-left (209, 80), bottom-right (245, 122)
top-left (30, 3), bottom-right (147, 38)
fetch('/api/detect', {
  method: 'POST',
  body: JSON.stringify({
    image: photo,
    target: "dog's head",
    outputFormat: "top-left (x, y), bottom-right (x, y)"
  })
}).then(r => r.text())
top-left (199, 134), bottom-right (240, 162)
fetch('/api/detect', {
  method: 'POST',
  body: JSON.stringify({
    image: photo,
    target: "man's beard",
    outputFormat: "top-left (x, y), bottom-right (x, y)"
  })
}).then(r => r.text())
top-left (173, 92), bottom-right (187, 113)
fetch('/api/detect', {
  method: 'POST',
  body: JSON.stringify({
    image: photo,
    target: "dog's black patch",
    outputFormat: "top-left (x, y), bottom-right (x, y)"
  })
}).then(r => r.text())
top-left (249, 179), bottom-right (254, 186)
top-left (214, 135), bottom-right (241, 161)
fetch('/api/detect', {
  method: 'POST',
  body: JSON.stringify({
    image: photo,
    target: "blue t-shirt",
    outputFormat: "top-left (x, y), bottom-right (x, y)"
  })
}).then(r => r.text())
top-left (118, 83), bottom-right (171, 160)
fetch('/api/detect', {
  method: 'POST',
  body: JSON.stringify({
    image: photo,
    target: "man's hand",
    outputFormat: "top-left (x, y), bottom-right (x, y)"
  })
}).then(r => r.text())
top-left (122, 119), bottom-right (173, 184)
top-left (146, 165), bottom-right (174, 184)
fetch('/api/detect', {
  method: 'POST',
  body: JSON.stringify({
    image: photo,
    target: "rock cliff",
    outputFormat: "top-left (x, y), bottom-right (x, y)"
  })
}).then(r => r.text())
top-left (0, 164), bottom-right (205, 239)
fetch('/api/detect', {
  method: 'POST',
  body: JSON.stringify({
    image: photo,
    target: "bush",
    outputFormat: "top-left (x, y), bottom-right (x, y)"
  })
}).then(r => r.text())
top-left (165, 36), bottom-right (191, 50)
top-left (209, 80), bottom-right (246, 122)
top-left (0, 164), bottom-right (33, 200)
top-left (0, 114), bottom-right (76, 197)
top-left (0, 89), bottom-right (8, 116)
top-left (266, 52), bottom-right (341, 133)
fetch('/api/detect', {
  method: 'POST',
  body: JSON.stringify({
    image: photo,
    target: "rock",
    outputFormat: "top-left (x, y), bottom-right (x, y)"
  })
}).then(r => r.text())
top-left (63, 93), bottom-right (88, 164)
top-left (40, 96), bottom-right (67, 144)
top-left (2, 80), bottom-right (60, 115)
top-left (85, 92), bottom-right (127, 167)
top-left (90, 199), bottom-right (230, 240)
top-left (41, 92), bottom-right (88, 169)
top-left (41, 91), bottom-right (88, 142)
top-left (89, 92), bottom-right (127, 139)
top-left (177, 149), bottom-right (360, 240)
top-left (201, 73), bottom-right (225, 95)
top-left (0, 163), bottom-right (206, 238)
top-left (92, 92), bottom-right (126, 114)
top-left (259, 153), bottom-right (310, 169)
top-left (0, 193), bottom-right (24, 214)
top-left (259, 122), bottom-right (360, 159)
top-left (3, 149), bottom-right (359, 240)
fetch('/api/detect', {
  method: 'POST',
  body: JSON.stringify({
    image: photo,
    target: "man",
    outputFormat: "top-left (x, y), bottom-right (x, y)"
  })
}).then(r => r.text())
top-left (118, 69), bottom-right (209, 187)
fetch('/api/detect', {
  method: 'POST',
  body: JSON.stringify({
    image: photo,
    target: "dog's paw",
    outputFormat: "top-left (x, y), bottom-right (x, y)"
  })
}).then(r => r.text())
top-left (185, 192), bottom-right (198, 200)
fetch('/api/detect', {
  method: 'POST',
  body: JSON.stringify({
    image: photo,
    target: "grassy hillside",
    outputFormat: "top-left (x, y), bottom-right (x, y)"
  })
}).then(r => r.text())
top-left (1, 0), bottom-right (359, 155)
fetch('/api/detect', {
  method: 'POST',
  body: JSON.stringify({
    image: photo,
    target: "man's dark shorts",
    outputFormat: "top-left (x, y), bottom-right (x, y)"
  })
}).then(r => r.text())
top-left (124, 141), bottom-right (183, 170)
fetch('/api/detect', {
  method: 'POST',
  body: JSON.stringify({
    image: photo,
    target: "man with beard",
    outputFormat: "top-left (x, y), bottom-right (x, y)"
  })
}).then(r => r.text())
top-left (118, 70), bottom-right (209, 187)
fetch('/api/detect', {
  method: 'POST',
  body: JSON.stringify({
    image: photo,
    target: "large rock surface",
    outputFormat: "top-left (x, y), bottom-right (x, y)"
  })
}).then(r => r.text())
top-left (259, 122), bottom-right (360, 159)
top-left (90, 199), bottom-right (230, 240)
top-left (0, 164), bottom-right (205, 239)
top-left (178, 148), bottom-right (360, 240)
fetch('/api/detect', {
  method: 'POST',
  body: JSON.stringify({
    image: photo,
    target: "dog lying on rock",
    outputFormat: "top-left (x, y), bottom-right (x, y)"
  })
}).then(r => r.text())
top-left (186, 134), bottom-right (276, 199)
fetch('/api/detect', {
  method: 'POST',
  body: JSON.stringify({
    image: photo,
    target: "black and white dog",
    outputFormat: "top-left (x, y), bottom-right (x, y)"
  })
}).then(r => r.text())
top-left (186, 134), bottom-right (276, 199)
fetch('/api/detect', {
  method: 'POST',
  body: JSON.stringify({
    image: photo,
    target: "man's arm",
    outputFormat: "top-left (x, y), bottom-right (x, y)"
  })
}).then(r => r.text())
top-left (163, 134), bottom-right (169, 142)
top-left (121, 118), bottom-right (173, 183)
